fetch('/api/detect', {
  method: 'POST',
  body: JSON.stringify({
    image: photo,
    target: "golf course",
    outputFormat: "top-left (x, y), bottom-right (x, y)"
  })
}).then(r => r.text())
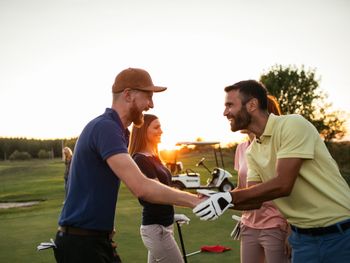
top-left (0, 151), bottom-right (242, 262)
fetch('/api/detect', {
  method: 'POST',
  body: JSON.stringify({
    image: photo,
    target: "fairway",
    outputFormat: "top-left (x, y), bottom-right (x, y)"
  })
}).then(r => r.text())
top-left (0, 154), bottom-right (241, 263)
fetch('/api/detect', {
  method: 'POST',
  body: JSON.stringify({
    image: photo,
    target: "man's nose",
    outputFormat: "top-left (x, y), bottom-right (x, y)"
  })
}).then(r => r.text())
top-left (149, 99), bottom-right (154, 109)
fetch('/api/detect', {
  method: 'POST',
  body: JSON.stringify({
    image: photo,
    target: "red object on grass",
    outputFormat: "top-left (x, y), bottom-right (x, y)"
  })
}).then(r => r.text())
top-left (200, 245), bottom-right (231, 253)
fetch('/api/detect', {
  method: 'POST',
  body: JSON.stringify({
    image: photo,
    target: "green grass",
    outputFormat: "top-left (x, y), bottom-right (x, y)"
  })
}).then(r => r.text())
top-left (1, 153), bottom-right (348, 262)
top-left (0, 156), bottom-right (241, 263)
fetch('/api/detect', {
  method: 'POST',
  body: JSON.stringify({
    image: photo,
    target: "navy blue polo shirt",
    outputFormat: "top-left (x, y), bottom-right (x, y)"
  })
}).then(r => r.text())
top-left (58, 108), bottom-right (129, 232)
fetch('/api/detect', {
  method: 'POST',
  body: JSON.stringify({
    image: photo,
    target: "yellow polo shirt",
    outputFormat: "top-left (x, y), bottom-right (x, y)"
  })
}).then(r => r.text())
top-left (246, 114), bottom-right (350, 228)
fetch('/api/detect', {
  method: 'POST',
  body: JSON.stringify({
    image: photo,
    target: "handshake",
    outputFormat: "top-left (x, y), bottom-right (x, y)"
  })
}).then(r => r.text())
top-left (193, 190), bottom-right (234, 220)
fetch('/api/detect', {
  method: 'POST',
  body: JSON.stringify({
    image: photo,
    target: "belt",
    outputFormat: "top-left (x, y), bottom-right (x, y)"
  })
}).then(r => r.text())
top-left (58, 226), bottom-right (111, 238)
top-left (291, 220), bottom-right (350, 236)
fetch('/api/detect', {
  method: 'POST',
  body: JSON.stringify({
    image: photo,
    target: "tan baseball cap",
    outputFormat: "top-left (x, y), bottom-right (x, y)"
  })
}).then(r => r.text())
top-left (112, 68), bottom-right (167, 93)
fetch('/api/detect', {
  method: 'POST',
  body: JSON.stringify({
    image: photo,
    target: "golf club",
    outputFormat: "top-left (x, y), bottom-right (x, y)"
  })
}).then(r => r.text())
top-left (175, 221), bottom-right (188, 263)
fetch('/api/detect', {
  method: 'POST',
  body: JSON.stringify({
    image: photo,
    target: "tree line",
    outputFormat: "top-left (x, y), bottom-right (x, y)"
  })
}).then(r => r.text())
top-left (1, 137), bottom-right (348, 173)
top-left (0, 137), bottom-right (77, 160)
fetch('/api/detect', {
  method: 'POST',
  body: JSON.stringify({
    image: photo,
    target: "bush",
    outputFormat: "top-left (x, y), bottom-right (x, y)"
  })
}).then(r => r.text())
top-left (9, 150), bottom-right (32, 161)
top-left (37, 149), bottom-right (51, 159)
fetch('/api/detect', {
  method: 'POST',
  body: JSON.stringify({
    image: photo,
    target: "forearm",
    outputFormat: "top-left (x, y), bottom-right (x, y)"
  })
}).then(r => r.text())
top-left (193, 158), bottom-right (301, 221)
top-left (138, 177), bottom-right (200, 208)
top-left (232, 158), bottom-right (302, 209)
top-left (107, 154), bottom-right (201, 208)
top-left (231, 181), bottom-right (263, 210)
top-left (231, 177), bottom-right (288, 209)
top-left (229, 199), bottom-right (262, 210)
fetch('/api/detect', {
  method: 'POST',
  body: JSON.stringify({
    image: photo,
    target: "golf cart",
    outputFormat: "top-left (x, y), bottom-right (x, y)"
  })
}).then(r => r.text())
top-left (168, 141), bottom-right (235, 192)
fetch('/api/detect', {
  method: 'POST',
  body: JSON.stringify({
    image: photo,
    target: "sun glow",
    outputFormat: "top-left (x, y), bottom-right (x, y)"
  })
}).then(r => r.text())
top-left (1, 1), bottom-right (349, 143)
top-left (158, 141), bottom-right (177, 151)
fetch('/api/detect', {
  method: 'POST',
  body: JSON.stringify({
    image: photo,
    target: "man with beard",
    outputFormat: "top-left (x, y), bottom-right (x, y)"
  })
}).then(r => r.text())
top-left (54, 68), bottom-right (202, 263)
top-left (193, 80), bottom-right (350, 263)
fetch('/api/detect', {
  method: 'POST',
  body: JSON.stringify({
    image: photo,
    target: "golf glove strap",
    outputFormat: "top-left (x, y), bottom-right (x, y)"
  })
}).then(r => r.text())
top-left (196, 189), bottom-right (218, 197)
top-left (174, 214), bottom-right (190, 225)
top-left (193, 191), bottom-right (233, 221)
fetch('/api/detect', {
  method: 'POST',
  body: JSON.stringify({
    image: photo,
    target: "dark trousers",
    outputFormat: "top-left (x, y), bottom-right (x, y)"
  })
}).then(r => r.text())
top-left (54, 231), bottom-right (122, 263)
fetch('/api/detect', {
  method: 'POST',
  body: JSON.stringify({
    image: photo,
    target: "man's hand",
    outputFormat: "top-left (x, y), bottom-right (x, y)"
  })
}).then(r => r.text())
top-left (174, 214), bottom-right (190, 225)
top-left (193, 190), bottom-right (233, 220)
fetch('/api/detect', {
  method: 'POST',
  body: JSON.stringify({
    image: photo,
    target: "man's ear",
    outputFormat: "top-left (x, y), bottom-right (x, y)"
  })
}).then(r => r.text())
top-left (246, 98), bottom-right (259, 112)
top-left (123, 88), bottom-right (134, 103)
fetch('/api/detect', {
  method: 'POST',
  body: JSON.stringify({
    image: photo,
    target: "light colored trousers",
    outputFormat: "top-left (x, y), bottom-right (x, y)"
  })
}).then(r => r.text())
top-left (140, 224), bottom-right (184, 263)
top-left (240, 224), bottom-right (290, 263)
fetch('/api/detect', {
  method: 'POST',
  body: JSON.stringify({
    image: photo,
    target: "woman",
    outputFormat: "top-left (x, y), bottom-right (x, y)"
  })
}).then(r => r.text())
top-left (129, 114), bottom-right (189, 263)
top-left (63, 146), bottom-right (72, 199)
top-left (234, 95), bottom-right (291, 263)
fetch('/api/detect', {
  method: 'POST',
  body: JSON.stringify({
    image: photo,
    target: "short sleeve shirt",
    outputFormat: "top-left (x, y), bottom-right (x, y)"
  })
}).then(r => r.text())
top-left (133, 153), bottom-right (174, 227)
top-left (59, 108), bottom-right (130, 231)
top-left (246, 114), bottom-right (350, 227)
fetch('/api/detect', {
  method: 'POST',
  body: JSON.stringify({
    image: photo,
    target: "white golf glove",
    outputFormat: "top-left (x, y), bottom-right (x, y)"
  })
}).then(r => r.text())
top-left (193, 189), bottom-right (233, 221)
top-left (37, 238), bottom-right (57, 251)
top-left (174, 213), bottom-right (190, 225)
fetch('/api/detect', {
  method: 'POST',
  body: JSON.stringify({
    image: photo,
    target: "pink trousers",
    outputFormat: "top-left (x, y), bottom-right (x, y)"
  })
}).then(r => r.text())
top-left (240, 224), bottom-right (290, 263)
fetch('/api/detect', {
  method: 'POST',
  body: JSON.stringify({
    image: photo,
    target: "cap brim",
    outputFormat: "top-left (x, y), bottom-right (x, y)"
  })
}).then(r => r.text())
top-left (143, 86), bottom-right (167, 92)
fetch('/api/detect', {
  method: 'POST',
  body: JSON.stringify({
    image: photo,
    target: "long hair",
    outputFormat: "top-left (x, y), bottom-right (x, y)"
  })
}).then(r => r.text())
top-left (128, 114), bottom-right (159, 156)
top-left (63, 147), bottom-right (72, 161)
top-left (267, 95), bottom-right (282, 115)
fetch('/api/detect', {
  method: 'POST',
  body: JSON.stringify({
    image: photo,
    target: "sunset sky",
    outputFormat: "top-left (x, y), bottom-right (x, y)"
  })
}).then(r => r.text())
top-left (1, 0), bottom-right (349, 149)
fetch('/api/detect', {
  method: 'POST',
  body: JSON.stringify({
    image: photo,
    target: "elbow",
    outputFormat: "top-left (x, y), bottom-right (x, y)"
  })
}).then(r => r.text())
top-left (132, 186), bottom-right (148, 199)
top-left (128, 180), bottom-right (148, 199)
top-left (128, 177), bottom-right (162, 202)
top-left (131, 178), bottom-right (153, 200)
top-left (133, 190), bottom-right (143, 199)
top-left (278, 184), bottom-right (293, 197)
top-left (136, 191), bottom-right (149, 200)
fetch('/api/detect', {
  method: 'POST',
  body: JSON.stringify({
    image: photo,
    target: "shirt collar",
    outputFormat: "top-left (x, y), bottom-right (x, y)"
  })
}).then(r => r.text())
top-left (256, 113), bottom-right (277, 143)
top-left (105, 107), bottom-right (130, 140)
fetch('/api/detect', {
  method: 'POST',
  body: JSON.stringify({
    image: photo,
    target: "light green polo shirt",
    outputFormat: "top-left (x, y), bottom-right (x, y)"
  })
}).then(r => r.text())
top-left (246, 114), bottom-right (350, 228)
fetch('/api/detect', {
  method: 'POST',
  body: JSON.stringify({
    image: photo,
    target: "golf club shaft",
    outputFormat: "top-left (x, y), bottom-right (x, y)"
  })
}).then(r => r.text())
top-left (176, 222), bottom-right (188, 263)
top-left (186, 250), bottom-right (201, 257)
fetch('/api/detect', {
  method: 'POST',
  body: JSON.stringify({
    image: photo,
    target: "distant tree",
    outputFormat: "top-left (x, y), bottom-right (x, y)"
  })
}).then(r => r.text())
top-left (260, 65), bottom-right (346, 141)
top-left (38, 149), bottom-right (50, 159)
top-left (9, 150), bottom-right (32, 161)
top-left (0, 137), bottom-right (77, 160)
